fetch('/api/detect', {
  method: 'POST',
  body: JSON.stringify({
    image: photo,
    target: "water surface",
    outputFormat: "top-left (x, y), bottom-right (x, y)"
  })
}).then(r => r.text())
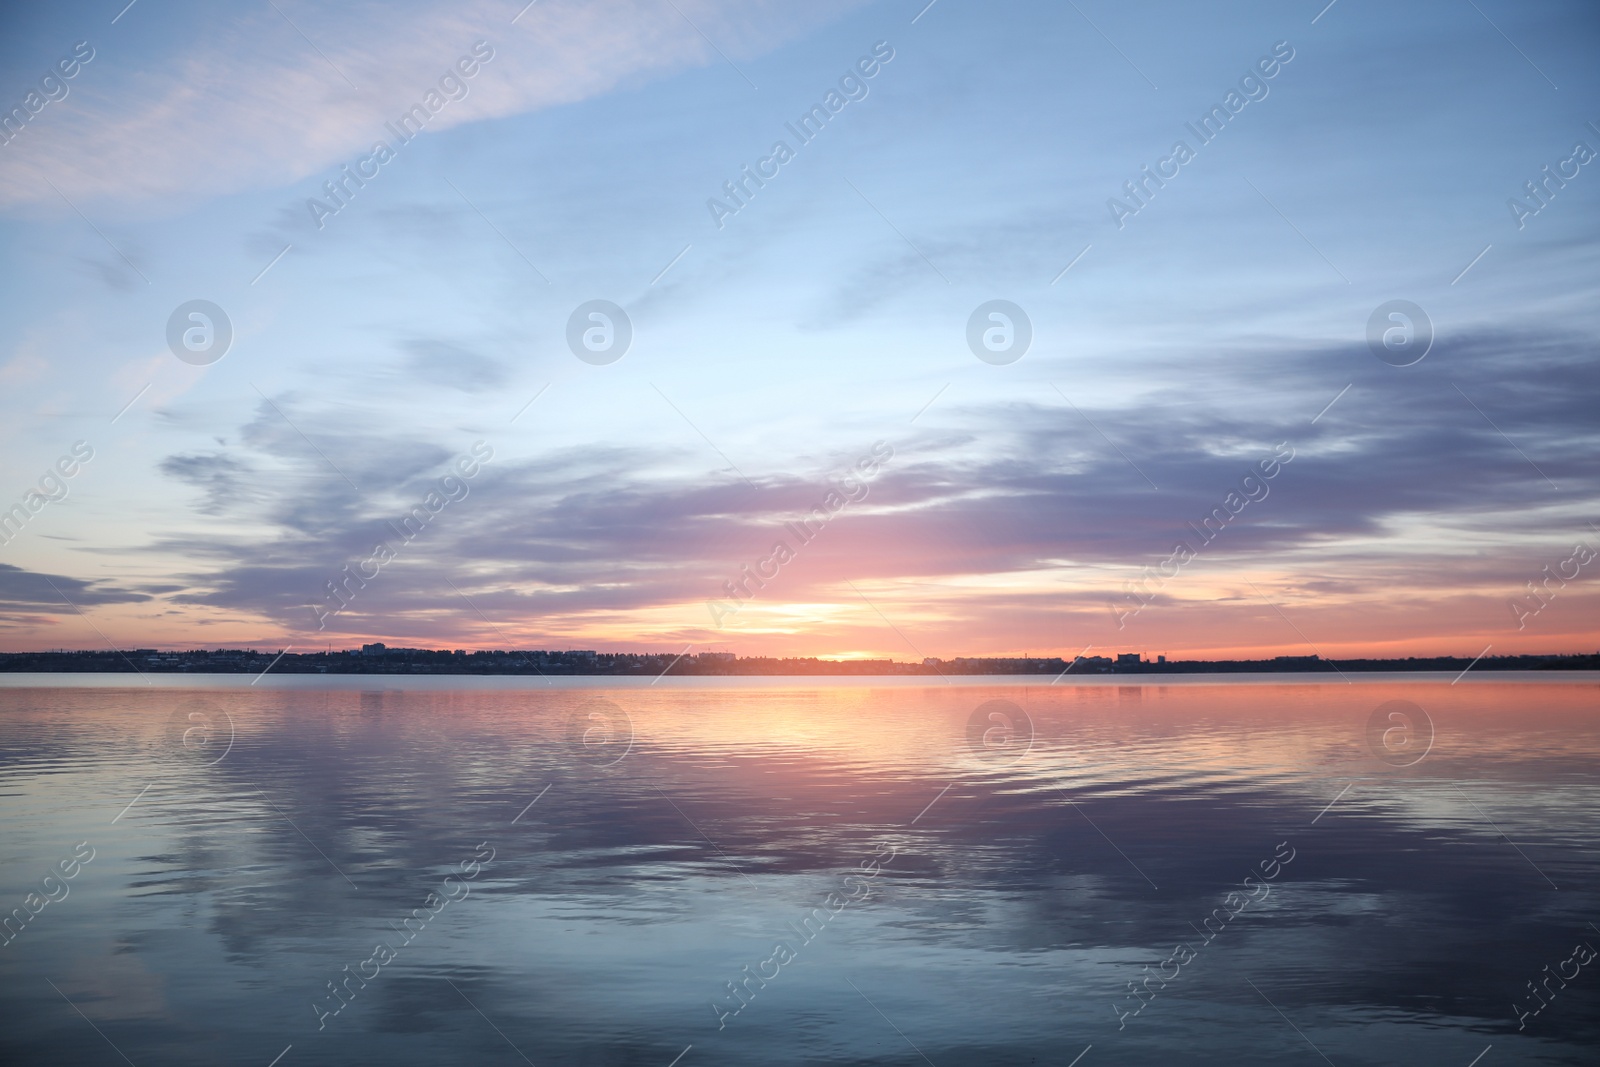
top-left (1, 675), bottom-right (1596, 1065)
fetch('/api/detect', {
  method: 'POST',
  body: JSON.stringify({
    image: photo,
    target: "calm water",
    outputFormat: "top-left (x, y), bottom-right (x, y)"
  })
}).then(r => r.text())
top-left (1, 675), bottom-right (1596, 1066)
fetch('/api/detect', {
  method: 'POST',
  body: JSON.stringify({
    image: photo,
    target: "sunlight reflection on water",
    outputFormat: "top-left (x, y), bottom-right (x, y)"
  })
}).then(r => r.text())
top-left (0, 675), bottom-right (1595, 1065)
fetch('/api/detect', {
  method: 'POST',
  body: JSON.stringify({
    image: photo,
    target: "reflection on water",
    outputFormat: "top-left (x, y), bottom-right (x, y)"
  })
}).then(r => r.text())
top-left (0, 675), bottom-right (1596, 1065)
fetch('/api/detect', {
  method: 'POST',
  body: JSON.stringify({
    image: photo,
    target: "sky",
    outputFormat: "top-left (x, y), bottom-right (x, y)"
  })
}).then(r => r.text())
top-left (0, 0), bottom-right (1596, 661)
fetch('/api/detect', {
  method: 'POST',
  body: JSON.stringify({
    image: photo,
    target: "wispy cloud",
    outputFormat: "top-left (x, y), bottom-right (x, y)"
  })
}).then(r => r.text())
top-left (99, 326), bottom-right (1598, 649)
top-left (0, 0), bottom-right (866, 213)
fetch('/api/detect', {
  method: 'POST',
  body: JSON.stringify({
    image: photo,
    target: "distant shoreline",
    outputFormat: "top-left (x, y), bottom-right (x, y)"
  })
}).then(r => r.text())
top-left (3, 672), bottom-right (1598, 693)
top-left (1, 648), bottom-right (1595, 678)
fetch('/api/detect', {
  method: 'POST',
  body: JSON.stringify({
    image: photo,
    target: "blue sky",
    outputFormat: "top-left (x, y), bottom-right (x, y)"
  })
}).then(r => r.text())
top-left (1, 0), bottom-right (1597, 658)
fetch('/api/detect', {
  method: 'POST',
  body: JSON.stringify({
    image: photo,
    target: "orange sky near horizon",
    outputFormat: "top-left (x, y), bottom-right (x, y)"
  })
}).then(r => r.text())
top-left (7, 573), bottom-right (1595, 660)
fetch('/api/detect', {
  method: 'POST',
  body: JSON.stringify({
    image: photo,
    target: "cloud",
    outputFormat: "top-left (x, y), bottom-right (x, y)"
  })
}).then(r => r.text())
top-left (73, 251), bottom-right (149, 292)
top-left (123, 323), bottom-right (1597, 646)
top-left (0, 563), bottom-right (152, 617)
top-left (159, 452), bottom-right (264, 515)
top-left (0, 0), bottom-right (867, 213)
top-left (401, 339), bottom-right (508, 392)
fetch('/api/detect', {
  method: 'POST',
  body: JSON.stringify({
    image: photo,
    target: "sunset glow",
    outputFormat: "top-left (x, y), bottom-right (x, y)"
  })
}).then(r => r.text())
top-left (0, 0), bottom-right (1595, 661)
